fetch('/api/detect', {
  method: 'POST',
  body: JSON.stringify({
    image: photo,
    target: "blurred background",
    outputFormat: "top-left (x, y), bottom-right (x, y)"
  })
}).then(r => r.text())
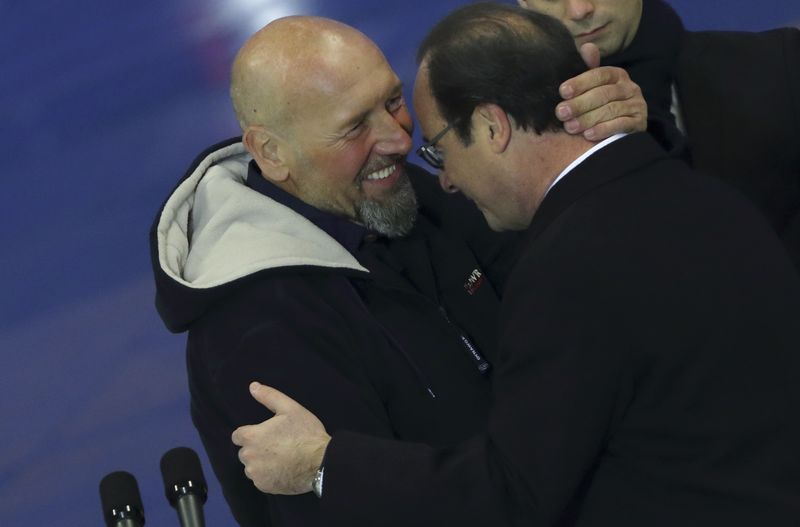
top-left (1, 0), bottom-right (798, 525)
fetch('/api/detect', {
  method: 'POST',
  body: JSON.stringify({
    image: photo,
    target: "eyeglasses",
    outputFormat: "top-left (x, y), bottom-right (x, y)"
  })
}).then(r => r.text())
top-left (416, 122), bottom-right (453, 170)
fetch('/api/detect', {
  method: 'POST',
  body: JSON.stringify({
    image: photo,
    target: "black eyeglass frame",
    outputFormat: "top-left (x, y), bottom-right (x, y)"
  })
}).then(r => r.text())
top-left (416, 122), bottom-right (453, 170)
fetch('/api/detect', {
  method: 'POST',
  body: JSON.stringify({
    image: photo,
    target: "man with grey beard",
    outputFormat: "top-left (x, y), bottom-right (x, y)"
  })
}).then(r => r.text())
top-left (352, 163), bottom-right (418, 238)
top-left (150, 16), bottom-right (509, 526)
top-left (150, 13), bottom-right (644, 527)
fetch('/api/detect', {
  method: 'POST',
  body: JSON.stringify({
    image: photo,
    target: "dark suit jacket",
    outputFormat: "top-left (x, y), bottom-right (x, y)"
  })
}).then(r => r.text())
top-left (321, 134), bottom-right (800, 526)
top-left (675, 28), bottom-right (800, 267)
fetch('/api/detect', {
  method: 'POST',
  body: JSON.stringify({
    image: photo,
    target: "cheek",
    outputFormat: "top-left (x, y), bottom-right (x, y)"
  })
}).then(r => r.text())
top-left (312, 139), bottom-right (370, 172)
top-left (524, 1), bottom-right (564, 19)
top-left (448, 164), bottom-right (477, 196)
top-left (319, 146), bottom-right (374, 192)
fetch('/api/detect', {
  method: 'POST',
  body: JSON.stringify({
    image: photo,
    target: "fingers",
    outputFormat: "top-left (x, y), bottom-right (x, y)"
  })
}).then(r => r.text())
top-left (562, 97), bottom-right (646, 132)
top-left (231, 424), bottom-right (254, 447)
top-left (582, 116), bottom-right (647, 141)
top-left (248, 381), bottom-right (303, 415)
top-left (557, 73), bottom-right (640, 121)
top-left (578, 42), bottom-right (600, 69)
top-left (560, 67), bottom-right (618, 100)
top-left (556, 66), bottom-right (646, 140)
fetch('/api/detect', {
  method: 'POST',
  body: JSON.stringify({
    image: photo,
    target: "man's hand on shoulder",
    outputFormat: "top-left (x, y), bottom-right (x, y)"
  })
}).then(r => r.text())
top-left (556, 43), bottom-right (648, 141)
top-left (232, 382), bottom-right (331, 495)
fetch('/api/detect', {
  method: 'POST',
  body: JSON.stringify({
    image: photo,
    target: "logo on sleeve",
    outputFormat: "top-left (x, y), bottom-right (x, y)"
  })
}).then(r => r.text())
top-left (463, 269), bottom-right (485, 296)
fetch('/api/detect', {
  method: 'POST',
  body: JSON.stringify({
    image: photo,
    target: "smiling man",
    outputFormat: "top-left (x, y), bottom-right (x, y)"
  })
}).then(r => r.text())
top-left (151, 16), bottom-right (510, 526)
top-left (230, 20), bottom-right (418, 238)
top-left (230, 5), bottom-right (800, 526)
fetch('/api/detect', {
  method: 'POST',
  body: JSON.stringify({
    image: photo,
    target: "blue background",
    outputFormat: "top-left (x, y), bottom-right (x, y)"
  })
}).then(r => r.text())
top-left (1, 1), bottom-right (797, 525)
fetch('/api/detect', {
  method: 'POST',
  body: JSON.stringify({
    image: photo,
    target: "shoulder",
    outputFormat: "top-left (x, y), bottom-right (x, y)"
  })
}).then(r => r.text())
top-left (674, 28), bottom-right (800, 176)
top-left (512, 157), bottom-right (764, 283)
top-left (197, 270), bottom-right (363, 332)
top-left (678, 27), bottom-right (800, 74)
top-left (187, 271), bottom-right (384, 409)
top-left (681, 26), bottom-right (800, 50)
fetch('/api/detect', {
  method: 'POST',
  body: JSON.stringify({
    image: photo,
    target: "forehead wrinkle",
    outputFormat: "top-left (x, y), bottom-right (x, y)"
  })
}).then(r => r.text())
top-left (314, 57), bottom-right (402, 134)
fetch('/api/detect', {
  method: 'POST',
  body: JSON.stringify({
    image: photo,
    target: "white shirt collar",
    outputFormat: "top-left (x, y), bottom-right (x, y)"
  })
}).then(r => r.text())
top-left (544, 133), bottom-right (627, 197)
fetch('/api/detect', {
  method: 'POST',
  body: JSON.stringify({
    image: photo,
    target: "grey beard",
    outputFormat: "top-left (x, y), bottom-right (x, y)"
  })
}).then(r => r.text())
top-left (355, 174), bottom-right (418, 238)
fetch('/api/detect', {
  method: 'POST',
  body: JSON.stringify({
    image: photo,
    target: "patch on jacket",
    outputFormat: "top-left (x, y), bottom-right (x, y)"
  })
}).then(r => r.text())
top-left (463, 269), bottom-right (485, 296)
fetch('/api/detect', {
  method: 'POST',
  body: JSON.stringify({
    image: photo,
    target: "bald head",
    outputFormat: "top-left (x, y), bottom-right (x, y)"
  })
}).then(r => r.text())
top-left (230, 16), bottom-right (385, 134)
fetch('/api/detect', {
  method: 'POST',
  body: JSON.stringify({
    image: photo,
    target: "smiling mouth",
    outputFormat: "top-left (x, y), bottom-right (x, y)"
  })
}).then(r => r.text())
top-left (364, 164), bottom-right (396, 181)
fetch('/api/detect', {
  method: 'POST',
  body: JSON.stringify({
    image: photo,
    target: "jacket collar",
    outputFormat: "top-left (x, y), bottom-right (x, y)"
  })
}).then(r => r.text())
top-left (154, 140), bottom-right (368, 291)
top-left (524, 133), bottom-right (668, 243)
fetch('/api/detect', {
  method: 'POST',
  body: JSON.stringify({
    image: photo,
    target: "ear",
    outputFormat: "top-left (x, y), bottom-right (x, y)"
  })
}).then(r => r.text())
top-left (242, 126), bottom-right (290, 183)
top-left (474, 103), bottom-right (512, 154)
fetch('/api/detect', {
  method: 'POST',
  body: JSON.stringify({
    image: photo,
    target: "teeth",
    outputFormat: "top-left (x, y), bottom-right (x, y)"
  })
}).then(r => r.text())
top-left (366, 164), bottom-right (395, 181)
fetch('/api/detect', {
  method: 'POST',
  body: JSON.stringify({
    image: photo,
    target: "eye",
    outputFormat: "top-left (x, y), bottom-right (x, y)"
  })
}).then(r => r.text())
top-left (386, 95), bottom-right (404, 113)
top-left (346, 120), bottom-right (365, 137)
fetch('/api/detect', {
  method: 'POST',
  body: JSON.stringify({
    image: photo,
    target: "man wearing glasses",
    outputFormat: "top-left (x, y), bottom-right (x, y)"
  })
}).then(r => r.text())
top-left (230, 4), bottom-right (800, 527)
top-left (151, 13), bottom-right (645, 527)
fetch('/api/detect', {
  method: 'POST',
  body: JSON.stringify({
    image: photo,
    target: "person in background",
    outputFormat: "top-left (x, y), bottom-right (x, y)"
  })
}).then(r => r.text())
top-left (520, 0), bottom-right (800, 267)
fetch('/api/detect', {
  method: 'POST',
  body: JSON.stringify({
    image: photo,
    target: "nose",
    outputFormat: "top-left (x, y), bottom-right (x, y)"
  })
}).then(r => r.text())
top-left (565, 0), bottom-right (594, 20)
top-left (374, 109), bottom-right (413, 156)
top-left (438, 170), bottom-right (459, 194)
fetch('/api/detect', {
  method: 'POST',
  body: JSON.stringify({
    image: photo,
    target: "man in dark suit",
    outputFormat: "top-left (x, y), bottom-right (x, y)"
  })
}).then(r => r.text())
top-left (522, 0), bottom-right (800, 267)
top-left (231, 4), bottom-right (800, 526)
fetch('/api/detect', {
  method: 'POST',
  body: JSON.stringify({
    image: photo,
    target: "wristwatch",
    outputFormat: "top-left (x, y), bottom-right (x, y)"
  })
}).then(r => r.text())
top-left (312, 466), bottom-right (324, 498)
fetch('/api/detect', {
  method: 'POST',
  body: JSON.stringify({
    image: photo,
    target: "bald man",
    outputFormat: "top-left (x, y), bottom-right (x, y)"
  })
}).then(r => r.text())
top-left (151, 17), bottom-right (511, 525)
top-left (150, 14), bottom-right (645, 526)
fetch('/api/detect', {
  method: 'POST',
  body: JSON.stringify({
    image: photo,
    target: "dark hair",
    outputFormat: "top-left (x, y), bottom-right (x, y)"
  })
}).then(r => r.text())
top-left (417, 2), bottom-right (587, 144)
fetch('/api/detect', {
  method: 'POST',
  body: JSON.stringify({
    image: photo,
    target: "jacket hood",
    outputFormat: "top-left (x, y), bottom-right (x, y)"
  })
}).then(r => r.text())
top-left (150, 138), bottom-right (368, 332)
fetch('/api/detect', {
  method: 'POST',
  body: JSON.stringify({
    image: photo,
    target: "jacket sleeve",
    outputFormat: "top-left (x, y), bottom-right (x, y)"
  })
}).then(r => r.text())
top-left (317, 238), bottom-right (632, 527)
top-left (194, 277), bottom-right (396, 527)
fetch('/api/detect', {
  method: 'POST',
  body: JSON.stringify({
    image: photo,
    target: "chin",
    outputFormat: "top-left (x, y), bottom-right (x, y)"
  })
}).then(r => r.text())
top-left (599, 37), bottom-right (627, 58)
top-left (482, 212), bottom-right (508, 232)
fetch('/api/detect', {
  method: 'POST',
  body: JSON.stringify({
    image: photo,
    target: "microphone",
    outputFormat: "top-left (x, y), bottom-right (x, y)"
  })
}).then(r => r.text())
top-left (99, 471), bottom-right (146, 527)
top-left (160, 446), bottom-right (208, 527)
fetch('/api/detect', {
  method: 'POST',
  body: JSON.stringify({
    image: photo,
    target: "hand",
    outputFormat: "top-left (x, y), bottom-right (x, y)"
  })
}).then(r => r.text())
top-left (231, 382), bottom-right (331, 495)
top-left (555, 43), bottom-right (648, 141)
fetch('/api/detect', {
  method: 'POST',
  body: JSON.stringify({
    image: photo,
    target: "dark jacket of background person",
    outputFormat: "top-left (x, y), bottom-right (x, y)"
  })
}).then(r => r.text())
top-left (320, 133), bottom-right (800, 527)
top-left (607, 0), bottom-right (800, 268)
top-left (150, 138), bottom-right (515, 526)
top-left (675, 28), bottom-right (800, 267)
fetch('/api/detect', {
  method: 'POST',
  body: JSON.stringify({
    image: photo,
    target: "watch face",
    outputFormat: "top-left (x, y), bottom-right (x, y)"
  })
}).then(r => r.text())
top-left (312, 467), bottom-right (324, 498)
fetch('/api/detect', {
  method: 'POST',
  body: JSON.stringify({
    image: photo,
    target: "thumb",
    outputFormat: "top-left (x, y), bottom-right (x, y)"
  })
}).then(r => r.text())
top-left (579, 42), bottom-right (601, 69)
top-left (248, 382), bottom-right (301, 415)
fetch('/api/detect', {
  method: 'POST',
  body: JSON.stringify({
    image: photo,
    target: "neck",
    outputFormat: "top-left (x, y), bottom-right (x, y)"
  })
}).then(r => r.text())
top-left (518, 132), bottom-right (594, 213)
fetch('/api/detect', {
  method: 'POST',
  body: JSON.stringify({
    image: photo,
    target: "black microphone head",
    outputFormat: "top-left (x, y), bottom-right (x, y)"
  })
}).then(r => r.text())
top-left (99, 470), bottom-right (145, 527)
top-left (160, 446), bottom-right (208, 506)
